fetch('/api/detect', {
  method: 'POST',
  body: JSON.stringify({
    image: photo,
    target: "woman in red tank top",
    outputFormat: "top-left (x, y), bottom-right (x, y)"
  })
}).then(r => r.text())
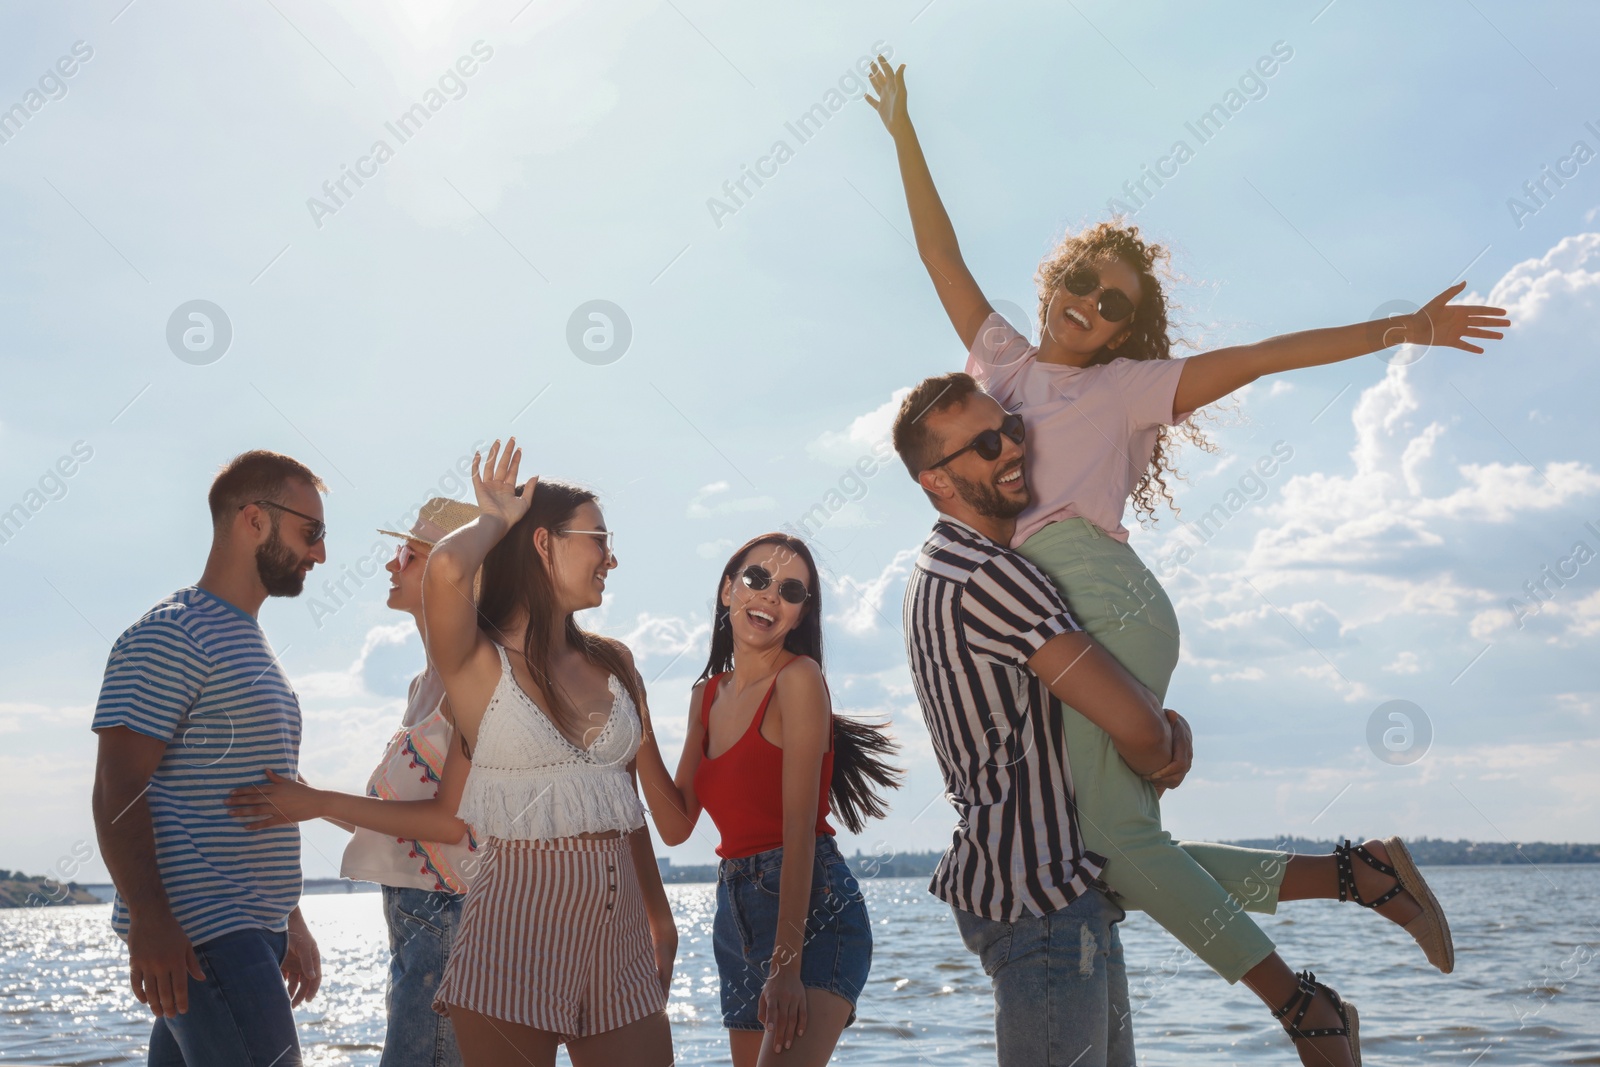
top-left (635, 533), bottom-right (901, 1067)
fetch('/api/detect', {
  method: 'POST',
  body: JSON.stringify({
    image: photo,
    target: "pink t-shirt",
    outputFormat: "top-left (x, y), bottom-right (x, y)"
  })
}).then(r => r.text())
top-left (965, 312), bottom-right (1188, 547)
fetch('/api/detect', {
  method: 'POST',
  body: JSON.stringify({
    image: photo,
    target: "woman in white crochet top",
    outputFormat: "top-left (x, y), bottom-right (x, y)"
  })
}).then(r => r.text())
top-left (423, 438), bottom-right (676, 1067)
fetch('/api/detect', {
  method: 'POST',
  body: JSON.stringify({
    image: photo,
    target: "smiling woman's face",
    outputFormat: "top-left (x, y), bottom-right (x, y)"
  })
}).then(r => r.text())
top-left (385, 539), bottom-right (430, 615)
top-left (721, 541), bottom-right (811, 650)
top-left (544, 501), bottom-right (616, 613)
top-left (1039, 253), bottom-right (1144, 361)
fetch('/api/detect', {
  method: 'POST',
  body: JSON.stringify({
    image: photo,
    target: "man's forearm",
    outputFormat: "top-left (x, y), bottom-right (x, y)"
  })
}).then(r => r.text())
top-left (94, 787), bottom-right (174, 919)
top-left (1032, 635), bottom-right (1172, 775)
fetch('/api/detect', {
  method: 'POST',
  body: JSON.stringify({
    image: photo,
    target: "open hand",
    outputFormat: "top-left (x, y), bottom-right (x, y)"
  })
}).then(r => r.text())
top-left (759, 964), bottom-right (808, 1054)
top-left (472, 437), bottom-right (538, 528)
top-left (1392, 282), bottom-right (1509, 354)
top-left (864, 55), bottom-right (909, 136)
top-left (282, 909), bottom-right (322, 1006)
top-left (225, 768), bottom-right (323, 829)
top-left (127, 908), bottom-right (206, 1018)
top-left (652, 925), bottom-right (678, 997)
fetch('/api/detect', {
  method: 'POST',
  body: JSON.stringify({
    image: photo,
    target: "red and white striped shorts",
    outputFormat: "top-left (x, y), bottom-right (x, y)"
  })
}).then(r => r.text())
top-left (432, 834), bottom-right (666, 1039)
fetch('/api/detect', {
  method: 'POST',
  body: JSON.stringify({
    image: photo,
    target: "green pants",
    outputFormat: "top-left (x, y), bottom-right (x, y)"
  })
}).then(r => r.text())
top-left (1018, 518), bottom-right (1286, 984)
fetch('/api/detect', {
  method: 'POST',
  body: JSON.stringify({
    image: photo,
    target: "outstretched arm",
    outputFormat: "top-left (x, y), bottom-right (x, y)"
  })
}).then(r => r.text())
top-left (866, 56), bottom-right (994, 350)
top-left (1172, 282), bottom-right (1510, 415)
top-left (226, 724), bottom-right (473, 844)
top-left (635, 678), bottom-right (707, 847)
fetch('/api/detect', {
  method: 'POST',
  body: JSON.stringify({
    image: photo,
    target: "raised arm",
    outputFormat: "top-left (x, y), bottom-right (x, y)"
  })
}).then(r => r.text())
top-left (1172, 282), bottom-right (1510, 415)
top-left (422, 437), bottom-right (536, 749)
top-left (866, 56), bottom-right (994, 351)
top-left (635, 677), bottom-right (708, 847)
top-left (1027, 632), bottom-right (1173, 776)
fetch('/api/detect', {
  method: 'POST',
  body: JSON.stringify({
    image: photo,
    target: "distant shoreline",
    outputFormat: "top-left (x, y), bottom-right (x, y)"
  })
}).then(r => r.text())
top-left (10, 837), bottom-right (1599, 906)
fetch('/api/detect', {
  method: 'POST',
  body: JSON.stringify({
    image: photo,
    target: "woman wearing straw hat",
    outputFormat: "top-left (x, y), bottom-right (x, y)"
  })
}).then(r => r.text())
top-left (228, 496), bottom-right (485, 1067)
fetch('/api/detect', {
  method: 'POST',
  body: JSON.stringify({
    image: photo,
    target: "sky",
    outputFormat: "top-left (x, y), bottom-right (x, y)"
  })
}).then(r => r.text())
top-left (2, 0), bottom-right (1598, 883)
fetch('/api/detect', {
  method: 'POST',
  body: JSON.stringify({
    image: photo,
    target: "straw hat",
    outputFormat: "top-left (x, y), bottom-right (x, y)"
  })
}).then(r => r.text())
top-left (377, 497), bottom-right (482, 545)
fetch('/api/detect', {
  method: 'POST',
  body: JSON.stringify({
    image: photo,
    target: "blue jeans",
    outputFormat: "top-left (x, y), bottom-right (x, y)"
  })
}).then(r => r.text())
top-left (951, 888), bottom-right (1135, 1067)
top-left (147, 927), bottom-right (301, 1067)
top-left (381, 886), bottom-right (465, 1067)
top-left (713, 835), bottom-right (873, 1031)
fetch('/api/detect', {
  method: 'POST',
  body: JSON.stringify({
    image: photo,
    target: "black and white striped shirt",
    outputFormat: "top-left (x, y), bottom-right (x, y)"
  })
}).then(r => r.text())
top-left (902, 517), bottom-right (1105, 921)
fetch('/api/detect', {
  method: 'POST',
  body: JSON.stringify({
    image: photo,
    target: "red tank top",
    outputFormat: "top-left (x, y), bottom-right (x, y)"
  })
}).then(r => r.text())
top-left (693, 657), bottom-right (836, 859)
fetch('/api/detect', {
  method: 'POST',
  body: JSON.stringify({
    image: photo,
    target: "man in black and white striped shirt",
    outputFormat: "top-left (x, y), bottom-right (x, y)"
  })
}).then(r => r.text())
top-left (893, 372), bottom-right (1186, 1066)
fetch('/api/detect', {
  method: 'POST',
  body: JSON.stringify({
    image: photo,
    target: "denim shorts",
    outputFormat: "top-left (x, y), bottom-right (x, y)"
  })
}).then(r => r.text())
top-left (712, 834), bottom-right (873, 1031)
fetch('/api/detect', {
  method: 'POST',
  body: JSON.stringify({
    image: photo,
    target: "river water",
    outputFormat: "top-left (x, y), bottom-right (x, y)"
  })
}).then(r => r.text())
top-left (2, 866), bottom-right (1596, 1065)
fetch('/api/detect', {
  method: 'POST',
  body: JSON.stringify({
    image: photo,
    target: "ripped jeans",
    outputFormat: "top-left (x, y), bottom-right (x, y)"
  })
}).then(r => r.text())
top-left (951, 888), bottom-right (1134, 1067)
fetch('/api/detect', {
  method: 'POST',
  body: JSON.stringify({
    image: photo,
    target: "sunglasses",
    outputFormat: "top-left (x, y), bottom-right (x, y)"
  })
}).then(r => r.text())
top-left (1062, 265), bottom-right (1136, 324)
top-left (927, 413), bottom-right (1026, 470)
top-left (740, 564), bottom-right (810, 605)
top-left (394, 542), bottom-right (428, 570)
top-left (244, 500), bottom-right (326, 544)
top-left (559, 528), bottom-right (615, 560)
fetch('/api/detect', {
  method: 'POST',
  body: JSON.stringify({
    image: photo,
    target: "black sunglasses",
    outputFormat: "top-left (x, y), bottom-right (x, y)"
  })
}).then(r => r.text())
top-left (244, 500), bottom-right (326, 544)
top-left (927, 413), bottom-right (1026, 471)
top-left (1062, 265), bottom-right (1136, 324)
top-left (740, 564), bottom-right (810, 605)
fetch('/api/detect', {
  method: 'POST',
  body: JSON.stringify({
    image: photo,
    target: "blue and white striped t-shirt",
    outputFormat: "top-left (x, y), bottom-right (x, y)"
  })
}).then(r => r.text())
top-left (92, 586), bottom-right (302, 944)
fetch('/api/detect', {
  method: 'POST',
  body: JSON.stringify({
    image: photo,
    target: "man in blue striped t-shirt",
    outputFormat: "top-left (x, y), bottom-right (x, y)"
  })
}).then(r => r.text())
top-left (92, 450), bottom-right (328, 1067)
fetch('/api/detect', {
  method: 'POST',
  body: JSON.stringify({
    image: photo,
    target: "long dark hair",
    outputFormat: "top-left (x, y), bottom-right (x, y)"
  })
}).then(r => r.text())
top-left (476, 479), bottom-right (644, 722)
top-left (697, 533), bottom-right (902, 834)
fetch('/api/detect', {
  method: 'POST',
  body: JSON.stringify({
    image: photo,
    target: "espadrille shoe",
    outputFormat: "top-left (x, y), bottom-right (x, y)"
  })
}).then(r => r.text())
top-left (1334, 836), bottom-right (1455, 974)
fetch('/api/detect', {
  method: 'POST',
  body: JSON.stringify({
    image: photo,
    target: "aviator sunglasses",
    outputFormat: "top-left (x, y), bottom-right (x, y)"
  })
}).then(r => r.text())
top-left (927, 413), bottom-right (1026, 470)
top-left (740, 564), bottom-right (810, 605)
top-left (1061, 265), bottom-right (1136, 324)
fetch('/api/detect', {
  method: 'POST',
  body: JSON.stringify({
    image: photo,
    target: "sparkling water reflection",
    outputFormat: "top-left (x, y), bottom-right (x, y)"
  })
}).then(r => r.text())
top-left (2, 867), bottom-right (1596, 1065)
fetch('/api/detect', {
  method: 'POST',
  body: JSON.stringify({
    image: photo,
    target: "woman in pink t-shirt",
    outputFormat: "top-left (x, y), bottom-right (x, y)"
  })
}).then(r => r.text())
top-left (868, 57), bottom-right (1509, 1066)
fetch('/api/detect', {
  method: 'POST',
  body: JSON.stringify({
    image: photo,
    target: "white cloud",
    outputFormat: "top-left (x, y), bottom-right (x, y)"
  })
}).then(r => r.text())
top-left (687, 481), bottom-right (775, 520)
top-left (826, 548), bottom-right (918, 636)
top-left (1383, 651), bottom-right (1422, 674)
top-left (1252, 362), bottom-right (1600, 572)
top-left (620, 612), bottom-right (711, 663)
top-left (807, 388), bottom-right (910, 467)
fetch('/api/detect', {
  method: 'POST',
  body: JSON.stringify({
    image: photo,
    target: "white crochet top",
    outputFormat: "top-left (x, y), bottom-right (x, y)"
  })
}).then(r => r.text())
top-left (456, 644), bottom-right (645, 842)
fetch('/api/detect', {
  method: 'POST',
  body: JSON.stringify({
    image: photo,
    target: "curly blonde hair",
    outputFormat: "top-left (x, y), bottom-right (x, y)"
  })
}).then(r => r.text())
top-left (1035, 220), bottom-right (1214, 525)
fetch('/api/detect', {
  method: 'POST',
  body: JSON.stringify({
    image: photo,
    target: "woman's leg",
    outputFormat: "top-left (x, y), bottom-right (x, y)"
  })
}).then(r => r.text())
top-left (1241, 956), bottom-right (1357, 1067)
top-left (567, 1010), bottom-right (674, 1067)
top-left (381, 887), bottom-right (465, 1067)
top-left (751, 988), bottom-right (855, 1067)
top-left (1018, 520), bottom-right (1279, 983)
top-left (1278, 840), bottom-right (1424, 926)
top-left (447, 1007), bottom-right (560, 1067)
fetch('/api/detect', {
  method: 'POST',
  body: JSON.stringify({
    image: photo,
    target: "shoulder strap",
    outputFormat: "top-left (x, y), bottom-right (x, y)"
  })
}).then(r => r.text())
top-left (698, 673), bottom-right (722, 738)
top-left (755, 655), bottom-right (803, 730)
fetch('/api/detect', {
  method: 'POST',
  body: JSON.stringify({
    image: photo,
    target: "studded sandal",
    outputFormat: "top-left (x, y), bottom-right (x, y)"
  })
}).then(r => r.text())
top-left (1273, 970), bottom-right (1361, 1066)
top-left (1335, 836), bottom-right (1454, 973)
